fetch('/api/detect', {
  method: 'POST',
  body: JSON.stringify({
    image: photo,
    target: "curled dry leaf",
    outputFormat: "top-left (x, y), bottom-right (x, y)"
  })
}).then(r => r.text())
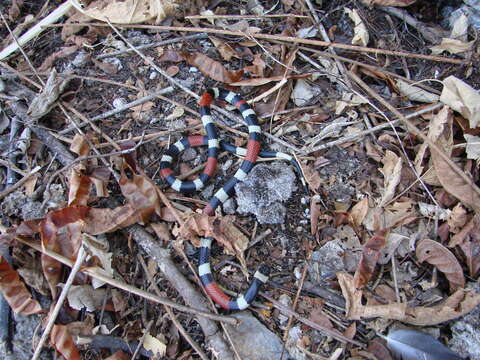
top-left (209, 36), bottom-right (239, 61)
top-left (428, 108), bottom-right (480, 213)
top-left (178, 214), bottom-right (249, 269)
top-left (440, 76), bottom-right (480, 129)
top-left (449, 215), bottom-right (480, 277)
top-left (350, 197), bottom-right (369, 228)
top-left (40, 206), bottom-right (90, 297)
top-left (379, 150), bottom-right (402, 206)
top-left (353, 229), bottom-right (388, 289)
top-left (51, 324), bottom-right (81, 360)
top-left (416, 239), bottom-right (465, 292)
top-left (337, 272), bottom-right (480, 325)
top-left (75, 0), bottom-right (179, 24)
top-left (27, 68), bottom-right (71, 119)
top-left (184, 52), bottom-right (244, 84)
top-left (67, 284), bottom-right (107, 311)
top-left (0, 256), bottom-right (42, 315)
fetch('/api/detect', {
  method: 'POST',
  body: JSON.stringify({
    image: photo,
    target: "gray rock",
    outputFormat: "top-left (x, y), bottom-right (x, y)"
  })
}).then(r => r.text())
top-left (226, 312), bottom-right (287, 360)
top-left (181, 147), bottom-right (197, 162)
top-left (222, 198), bottom-right (236, 215)
top-left (71, 51), bottom-right (89, 68)
top-left (201, 184), bottom-right (215, 201)
top-left (0, 313), bottom-right (51, 360)
top-left (309, 241), bottom-right (346, 282)
top-left (449, 282), bottom-right (480, 360)
top-left (235, 163), bottom-right (297, 224)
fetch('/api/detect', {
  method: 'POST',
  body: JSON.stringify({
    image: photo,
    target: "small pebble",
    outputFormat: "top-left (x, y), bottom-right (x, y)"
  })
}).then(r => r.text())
top-left (113, 97), bottom-right (128, 109)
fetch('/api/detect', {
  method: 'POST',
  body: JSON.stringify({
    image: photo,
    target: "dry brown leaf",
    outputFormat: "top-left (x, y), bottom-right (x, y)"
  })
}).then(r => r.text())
top-left (92, 58), bottom-right (119, 74)
top-left (449, 215), bottom-right (480, 277)
top-left (184, 52), bottom-right (244, 84)
top-left (68, 171), bottom-right (91, 207)
top-left (310, 195), bottom-right (322, 236)
top-left (209, 36), bottom-right (239, 61)
top-left (244, 53), bottom-right (266, 77)
top-left (0, 256), bottom-right (43, 315)
top-left (430, 15), bottom-right (474, 56)
top-left (179, 214), bottom-right (249, 269)
top-left (350, 197), bottom-right (369, 228)
top-left (51, 325), bottom-right (81, 360)
top-left (157, 49), bottom-right (185, 62)
top-left (67, 285), bottom-right (107, 311)
top-left (39, 206), bottom-right (89, 297)
top-left (353, 229), bottom-right (388, 289)
top-left (428, 108), bottom-right (480, 213)
top-left (447, 203), bottom-right (468, 233)
top-left (416, 239), bottom-right (465, 292)
top-left (440, 76), bottom-right (480, 129)
top-left (77, 0), bottom-right (179, 24)
top-left (379, 150), bottom-right (402, 206)
top-left (299, 161), bottom-right (321, 193)
top-left (337, 272), bottom-right (480, 325)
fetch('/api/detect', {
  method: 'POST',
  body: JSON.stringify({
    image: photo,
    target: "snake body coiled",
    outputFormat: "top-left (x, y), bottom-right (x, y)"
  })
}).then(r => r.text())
top-left (160, 88), bottom-right (303, 310)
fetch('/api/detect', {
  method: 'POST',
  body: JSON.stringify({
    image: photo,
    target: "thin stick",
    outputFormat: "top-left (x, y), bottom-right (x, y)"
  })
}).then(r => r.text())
top-left (16, 237), bottom-right (238, 325)
top-left (31, 244), bottom-right (87, 360)
top-left (131, 319), bottom-right (153, 360)
top-left (137, 255), bottom-right (209, 360)
top-left (48, 23), bottom-right (465, 64)
top-left (0, 166), bottom-right (41, 200)
top-left (0, 1), bottom-right (73, 60)
top-left (96, 33), bottom-right (208, 59)
top-left (348, 71), bottom-right (480, 199)
top-left (260, 292), bottom-right (364, 347)
top-left (304, 103), bottom-right (443, 154)
top-left (59, 86), bottom-right (174, 135)
top-left (185, 14), bottom-right (309, 20)
top-left (283, 262), bottom-right (309, 342)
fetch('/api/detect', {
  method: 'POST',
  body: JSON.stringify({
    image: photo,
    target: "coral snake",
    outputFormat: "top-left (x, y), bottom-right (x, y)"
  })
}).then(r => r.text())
top-left (160, 88), bottom-right (305, 310)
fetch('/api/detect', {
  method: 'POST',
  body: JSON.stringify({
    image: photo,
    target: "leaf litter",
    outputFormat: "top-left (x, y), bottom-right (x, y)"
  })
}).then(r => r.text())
top-left (1, 0), bottom-right (480, 359)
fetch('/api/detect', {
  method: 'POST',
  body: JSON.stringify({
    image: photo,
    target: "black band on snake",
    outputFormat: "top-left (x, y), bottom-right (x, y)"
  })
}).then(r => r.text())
top-left (160, 88), bottom-right (305, 310)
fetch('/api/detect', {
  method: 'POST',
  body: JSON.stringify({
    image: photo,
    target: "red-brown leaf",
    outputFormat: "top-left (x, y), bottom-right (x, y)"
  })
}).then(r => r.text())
top-left (353, 229), bottom-right (388, 289)
top-left (51, 324), bottom-right (81, 360)
top-left (416, 239), bottom-right (465, 292)
top-left (0, 256), bottom-right (42, 315)
top-left (184, 52), bottom-right (244, 83)
top-left (449, 215), bottom-right (480, 277)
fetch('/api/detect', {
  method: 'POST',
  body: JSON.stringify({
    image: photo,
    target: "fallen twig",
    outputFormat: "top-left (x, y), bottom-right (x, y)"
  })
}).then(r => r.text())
top-left (16, 237), bottom-right (238, 325)
top-left (31, 243), bottom-right (87, 360)
top-left (0, 166), bottom-right (41, 200)
top-left (48, 23), bottom-right (466, 64)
